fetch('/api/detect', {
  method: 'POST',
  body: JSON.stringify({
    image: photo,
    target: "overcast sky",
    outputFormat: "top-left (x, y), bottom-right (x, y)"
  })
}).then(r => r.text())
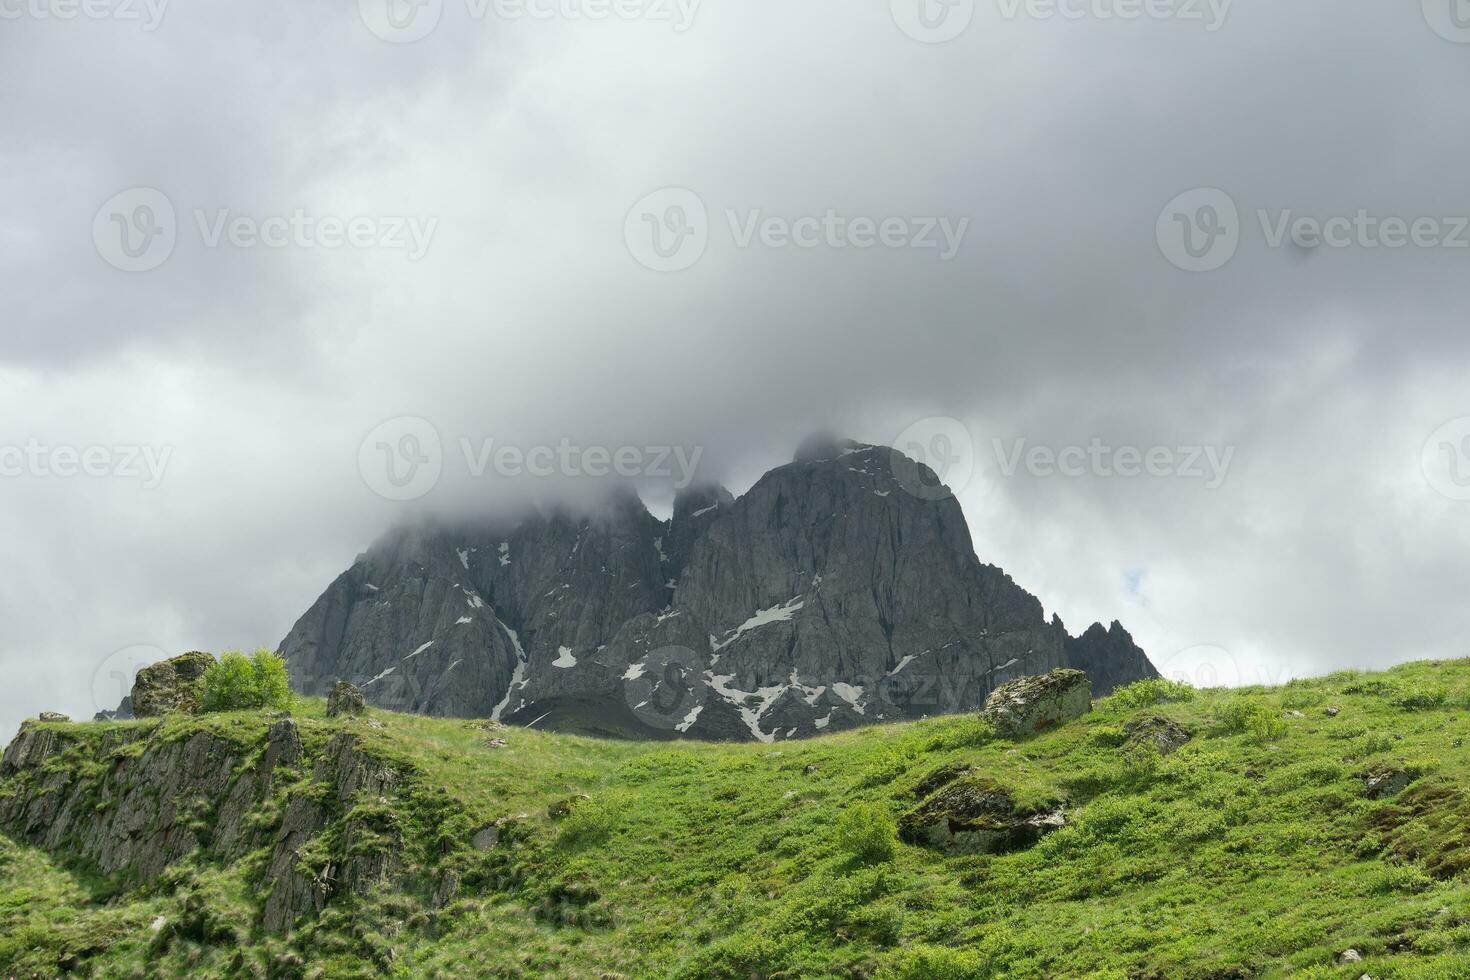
top-left (3, 0), bottom-right (1469, 738)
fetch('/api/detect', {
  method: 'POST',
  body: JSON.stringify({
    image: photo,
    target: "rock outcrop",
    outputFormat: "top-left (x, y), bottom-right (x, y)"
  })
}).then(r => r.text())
top-left (1363, 764), bottom-right (1413, 800)
top-left (1125, 714), bottom-right (1192, 755)
top-left (984, 668), bottom-right (1093, 737)
top-left (279, 438), bottom-right (1158, 741)
top-left (131, 651), bottom-right (215, 718)
top-left (898, 775), bottom-right (1066, 854)
top-left (327, 680), bottom-right (366, 718)
top-left (0, 716), bottom-right (432, 936)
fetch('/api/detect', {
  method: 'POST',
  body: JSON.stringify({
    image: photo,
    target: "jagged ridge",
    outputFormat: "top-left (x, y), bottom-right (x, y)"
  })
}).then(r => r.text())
top-left (278, 438), bottom-right (1157, 740)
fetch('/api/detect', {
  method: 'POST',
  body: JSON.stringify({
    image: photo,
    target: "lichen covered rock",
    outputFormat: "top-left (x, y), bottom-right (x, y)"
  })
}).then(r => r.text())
top-left (1363, 764), bottom-right (1413, 800)
top-left (1125, 715), bottom-right (1192, 756)
top-left (549, 794), bottom-right (591, 819)
top-left (131, 651), bottom-right (215, 718)
top-left (327, 680), bottom-right (366, 719)
top-left (983, 668), bottom-right (1092, 737)
top-left (899, 775), bottom-right (1066, 855)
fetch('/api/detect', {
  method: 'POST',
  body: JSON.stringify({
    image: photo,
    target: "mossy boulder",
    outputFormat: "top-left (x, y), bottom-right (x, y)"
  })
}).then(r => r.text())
top-left (131, 652), bottom-right (215, 718)
top-left (327, 681), bottom-right (366, 719)
top-left (898, 775), bottom-right (1065, 854)
top-left (1124, 715), bottom-right (1192, 756)
top-left (1363, 764), bottom-right (1413, 799)
top-left (548, 794), bottom-right (591, 819)
top-left (910, 761), bottom-right (974, 799)
top-left (983, 668), bottom-right (1092, 738)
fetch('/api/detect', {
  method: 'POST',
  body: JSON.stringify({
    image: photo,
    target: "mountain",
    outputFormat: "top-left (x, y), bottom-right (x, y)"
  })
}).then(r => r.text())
top-left (278, 437), bottom-right (1157, 740)
top-left (3, 659), bottom-right (1465, 977)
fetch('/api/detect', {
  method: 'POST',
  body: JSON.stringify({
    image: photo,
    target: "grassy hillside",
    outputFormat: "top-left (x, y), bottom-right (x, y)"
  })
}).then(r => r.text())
top-left (6, 660), bottom-right (1470, 978)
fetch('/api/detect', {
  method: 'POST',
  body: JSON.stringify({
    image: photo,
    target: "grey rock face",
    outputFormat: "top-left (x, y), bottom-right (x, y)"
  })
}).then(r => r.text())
top-left (279, 439), bottom-right (1158, 741)
top-left (1064, 621), bottom-right (1156, 695)
top-left (983, 668), bottom-right (1093, 737)
top-left (93, 696), bottom-right (133, 722)
top-left (37, 712), bottom-right (70, 723)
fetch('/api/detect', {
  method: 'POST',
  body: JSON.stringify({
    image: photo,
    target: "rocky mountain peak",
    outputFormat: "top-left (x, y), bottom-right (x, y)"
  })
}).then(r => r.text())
top-left (278, 437), bottom-right (1158, 741)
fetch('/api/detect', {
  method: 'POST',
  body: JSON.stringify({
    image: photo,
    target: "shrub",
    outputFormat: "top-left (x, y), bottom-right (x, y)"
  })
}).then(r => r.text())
top-left (1391, 687), bottom-right (1447, 711)
top-left (923, 716), bottom-right (996, 752)
top-left (835, 802), bottom-right (897, 864)
top-left (1247, 711), bottom-right (1288, 745)
top-left (201, 650), bottom-right (292, 713)
top-left (557, 793), bottom-right (623, 848)
top-left (1118, 742), bottom-right (1163, 786)
top-left (888, 944), bottom-right (984, 979)
top-left (1109, 678), bottom-right (1195, 711)
top-left (1214, 699), bottom-right (1287, 744)
top-left (859, 747), bottom-right (919, 788)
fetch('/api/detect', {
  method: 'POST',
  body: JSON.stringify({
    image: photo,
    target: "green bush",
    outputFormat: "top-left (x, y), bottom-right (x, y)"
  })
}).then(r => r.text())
top-left (201, 650), bottom-right (292, 713)
top-left (557, 793), bottom-right (624, 849)
top-left (835, 802), bottom-right (897, 864)
top-left (1109, 678), bottom-right (1195, 711)
top-left (1391, 687), bottom-right (1448, 711)
top-left (1247, 711), bottom-right (1288, 745)
top-left (923, 715), bottom-right (996, 752)
top-left (887, 944), bottom-right (984, 979)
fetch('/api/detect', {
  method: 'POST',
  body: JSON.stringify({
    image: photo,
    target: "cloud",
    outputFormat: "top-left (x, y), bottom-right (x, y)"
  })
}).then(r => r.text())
top-left (3, 0), bottom-right (1469, 736)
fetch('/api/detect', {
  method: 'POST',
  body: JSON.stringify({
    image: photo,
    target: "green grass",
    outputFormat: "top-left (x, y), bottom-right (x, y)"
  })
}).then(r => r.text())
top-left (7, 659), bottom-right (1470, 977)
